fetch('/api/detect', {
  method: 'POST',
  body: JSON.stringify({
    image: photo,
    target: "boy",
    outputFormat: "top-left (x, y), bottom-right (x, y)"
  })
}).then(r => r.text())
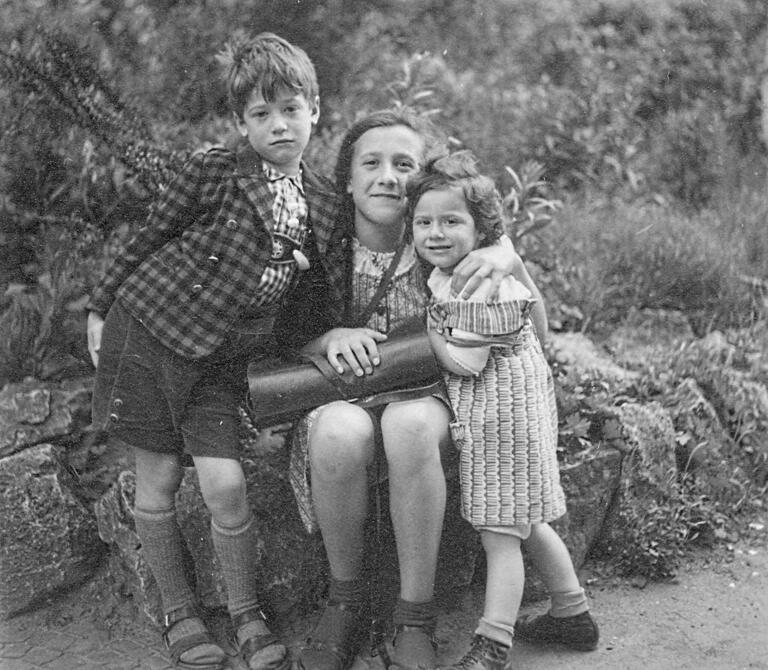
top-left (87, 33), bottom-right (336, 670)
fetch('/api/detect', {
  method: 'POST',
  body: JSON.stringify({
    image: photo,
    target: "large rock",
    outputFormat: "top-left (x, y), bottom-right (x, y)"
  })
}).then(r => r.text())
top-left (665, 378), bottom-right (734, 477)
top-left (0, 443), bottom-right (105, 618)
top-left (591, 401), bottom-right (678, 565)
top-left (95, 438), bottom-right (329, 625)
top-left (95, 470), bottom-right (163, 623)
top-left (602, 308), bottom-right (694, 370)
top-left (548, 332), bottom-right (639, 388)
top-left (524, 446), bottom-right (623, 600)
top-left (0, 377), bottom-right (92, 458)
top-left (695, 366), bottom-right (768, 486)
top-left (96, 444), bottom-right (486, 623)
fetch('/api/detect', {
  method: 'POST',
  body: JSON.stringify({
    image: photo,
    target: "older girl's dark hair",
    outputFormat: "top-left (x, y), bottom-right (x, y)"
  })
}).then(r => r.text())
top-left (333, 108), bottom-right (443, 232)
top-left (405, 151), bottom-right (504, 246)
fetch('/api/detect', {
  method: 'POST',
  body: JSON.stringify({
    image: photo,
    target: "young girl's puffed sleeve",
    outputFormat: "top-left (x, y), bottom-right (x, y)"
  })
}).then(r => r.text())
top-left (427, 273), bottom-right (534, 375)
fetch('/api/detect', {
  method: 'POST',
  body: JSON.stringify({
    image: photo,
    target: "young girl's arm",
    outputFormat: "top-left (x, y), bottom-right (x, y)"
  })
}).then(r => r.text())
top-left (427, 330), bottom-right (488, 377)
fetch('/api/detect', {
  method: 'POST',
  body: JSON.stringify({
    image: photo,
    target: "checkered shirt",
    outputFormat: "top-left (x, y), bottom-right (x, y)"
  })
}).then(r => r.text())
top-left (88, 142), bottom-right (338, 359)
top-left (255, 163), bottom-right (309, 307)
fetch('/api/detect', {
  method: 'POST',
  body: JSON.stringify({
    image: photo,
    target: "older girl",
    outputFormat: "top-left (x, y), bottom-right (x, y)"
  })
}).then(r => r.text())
top-left (289, 110), bottom-right (519, 670)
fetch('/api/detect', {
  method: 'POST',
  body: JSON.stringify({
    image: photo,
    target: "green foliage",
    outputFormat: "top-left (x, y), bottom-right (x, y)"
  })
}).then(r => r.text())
top-left (543, 195), bottom-right (767, 335)
top-left (0, 1), bottom-right (767, 386)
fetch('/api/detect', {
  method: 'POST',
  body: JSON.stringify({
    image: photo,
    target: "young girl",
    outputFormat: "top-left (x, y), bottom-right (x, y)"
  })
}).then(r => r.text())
top-left (409, 153), bottom-right (598, 670)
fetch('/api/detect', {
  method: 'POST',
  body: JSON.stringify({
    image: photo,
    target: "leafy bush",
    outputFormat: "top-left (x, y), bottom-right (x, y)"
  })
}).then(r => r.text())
top-left (1, 1), bottom-right (767, 385)
top-left (543, 196), bottom-right (767, 335)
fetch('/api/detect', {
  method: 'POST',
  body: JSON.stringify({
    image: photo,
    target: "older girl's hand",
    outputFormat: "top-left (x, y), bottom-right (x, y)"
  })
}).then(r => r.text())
top-left (450, 239), bottom-right (523, 301)
top-left (309, 327), bottom-right (388, 376)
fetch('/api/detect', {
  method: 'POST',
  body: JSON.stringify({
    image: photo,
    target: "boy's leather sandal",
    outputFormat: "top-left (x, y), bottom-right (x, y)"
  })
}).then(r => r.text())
top-left (233, 607), bottom-right (290, 670)
top-left (297, 601), bottom-right (367, 670)
top-left (162, 603), bottom-right (226, 670)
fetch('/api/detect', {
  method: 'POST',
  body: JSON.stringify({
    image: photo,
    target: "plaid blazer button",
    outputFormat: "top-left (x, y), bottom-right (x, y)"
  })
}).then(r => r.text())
top-left (192, 284), bottom-right (203, 293)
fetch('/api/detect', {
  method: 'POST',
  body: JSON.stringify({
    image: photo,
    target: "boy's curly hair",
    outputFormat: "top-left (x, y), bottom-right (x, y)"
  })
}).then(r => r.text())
top-left (405, 151), bottom-right (504, 246)
top-left (216, 31), bottom-right (318, 117)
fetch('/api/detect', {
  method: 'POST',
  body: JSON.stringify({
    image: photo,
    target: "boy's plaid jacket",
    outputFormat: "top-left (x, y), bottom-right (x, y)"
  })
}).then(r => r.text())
top-left (89, 142), bottom-right (341, 359)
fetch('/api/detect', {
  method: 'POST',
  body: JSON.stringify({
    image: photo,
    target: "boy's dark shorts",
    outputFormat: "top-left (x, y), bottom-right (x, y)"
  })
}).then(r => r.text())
top-left (92, 300), bottom-right (273, 462)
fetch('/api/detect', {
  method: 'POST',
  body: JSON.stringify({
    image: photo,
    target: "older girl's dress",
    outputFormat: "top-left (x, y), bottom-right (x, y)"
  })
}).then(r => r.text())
top-left (289, 239), bottom-right (430, 532)
top-left (427, 269), bottom-right (566, 528)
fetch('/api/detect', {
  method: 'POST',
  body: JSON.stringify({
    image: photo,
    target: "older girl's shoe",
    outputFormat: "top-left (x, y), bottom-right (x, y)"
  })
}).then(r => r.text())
top-left (298, 601), bottom-right (368, 670)
top-left (386, 623), bottom-right (438, 669)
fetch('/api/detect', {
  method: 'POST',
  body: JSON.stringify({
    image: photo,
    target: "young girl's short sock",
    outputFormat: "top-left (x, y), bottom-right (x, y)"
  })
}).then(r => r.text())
top-left (475, 617), bottom-right (515, 647)
top-left (549, 587), bottom-right (589, 618)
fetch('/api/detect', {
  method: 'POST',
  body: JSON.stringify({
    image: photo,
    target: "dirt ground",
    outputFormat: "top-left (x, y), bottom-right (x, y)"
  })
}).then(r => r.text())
top-left (2, 528), bottom-right (766, 670)
top-left (435, 535), bottom-right (768, 670)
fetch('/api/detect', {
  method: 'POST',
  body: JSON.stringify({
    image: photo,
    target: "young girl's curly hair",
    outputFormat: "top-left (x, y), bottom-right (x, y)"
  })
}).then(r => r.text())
top-left (405, 151), bottom-right (504, 246)
top-left (216, 31), bottom-right (318, 117)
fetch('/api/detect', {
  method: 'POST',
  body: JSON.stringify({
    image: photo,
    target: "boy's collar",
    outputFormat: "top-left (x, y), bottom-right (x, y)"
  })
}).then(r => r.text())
top-left (262, 161), bottom-right (303, 187)
top-left (234, 139), bottom-right (306, 181)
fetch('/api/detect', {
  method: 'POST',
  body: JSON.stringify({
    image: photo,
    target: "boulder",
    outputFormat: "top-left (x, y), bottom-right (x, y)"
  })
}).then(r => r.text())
top-left (602, 308), bottom-right (694, 370)
top-left (524, 446), bottom-right (623, 600)
top-left (0, 444), bottom-right (105, 618)
top-left (95, 439), bottom-right (329, 625)
top-left (96, 439), bottom-right (487, 623)
top-left (95, 470), bottom-right (163, 623)
top-left (0, 377), bottom-right (92, 458)
top-left (591, 401), bottom-right (678, 555)
top-left (548, 332), bottom-right (639, 389)
top-left (695, 367), bottom-right (768, 486)
top-left (665, 378), bottom-right (732, 474)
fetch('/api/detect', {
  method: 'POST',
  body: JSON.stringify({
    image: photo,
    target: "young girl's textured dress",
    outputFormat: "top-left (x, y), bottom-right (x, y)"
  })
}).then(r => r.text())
top-left (427, 269), bottom-right (566, 527)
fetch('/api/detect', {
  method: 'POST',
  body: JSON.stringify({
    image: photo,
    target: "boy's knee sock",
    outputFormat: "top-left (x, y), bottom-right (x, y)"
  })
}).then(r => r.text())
top-left (475, 617), bottom-right (515, 647)
top-left (549, 587), bottom-right (589, 618)
top-left (133, 506), bottom-right (196, 614)
top-left (211, 515), bottom-right (261, 618)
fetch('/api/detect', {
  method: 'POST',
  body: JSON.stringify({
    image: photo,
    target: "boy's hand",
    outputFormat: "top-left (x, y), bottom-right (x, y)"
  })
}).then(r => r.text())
top-left (87, 311), bottom-right (105, 368)
top-left (450, 242), bottom-right (522, 302)
top-left (319, 327), bottom-right (387, 377)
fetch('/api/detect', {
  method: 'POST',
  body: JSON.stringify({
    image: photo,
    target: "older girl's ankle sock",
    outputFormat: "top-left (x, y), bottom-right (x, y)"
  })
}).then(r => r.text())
top-left (328, 575), bottom-right (367, 607)
top-left (549, 587), bottom-right (589, 618)
top-left (392, 598), bottom-right (436, 629)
